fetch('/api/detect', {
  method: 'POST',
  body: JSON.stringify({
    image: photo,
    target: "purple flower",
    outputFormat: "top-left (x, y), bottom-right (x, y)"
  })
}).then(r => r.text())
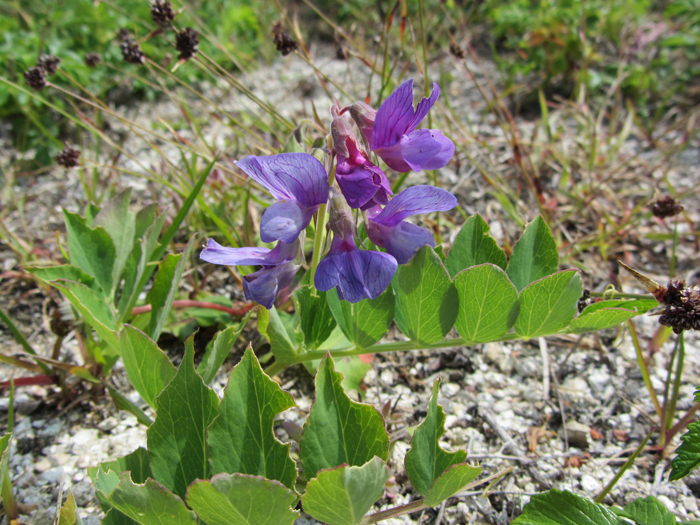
top-left (332, 107), bottom-right (392, 211)
top-left (372, 79), bottom-right (455, 173)
top-left (235, 153), bottom-right (329, 244)
top-left (314, 190), bottom-right (397, 303)
top-left (366, 185), bottom-right (457, 264)
top-left (200, 238), bottom-right (300, 309)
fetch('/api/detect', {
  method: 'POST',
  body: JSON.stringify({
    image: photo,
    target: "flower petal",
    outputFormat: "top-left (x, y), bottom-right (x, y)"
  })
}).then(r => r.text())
top-left (374, 129), bottom-right (453, 173)
top-left (372, 185), bottom-right (458, 227)
top-left (314, 241), bottom-right (397, 303)
top-left (260, 200), bottom-right (316, 244)
top-left (367, 220), bottom-right (435, 264)
top-left (235, 153), bottom-right (329, 208)
top-left (405, 82), bottom-right (440, 134)
top-left (200, 238), bottom-right (299, 266)
top-left (242, 261), bottom-right (299, 309)
top-left (372, 79), bottom-right (416, 150)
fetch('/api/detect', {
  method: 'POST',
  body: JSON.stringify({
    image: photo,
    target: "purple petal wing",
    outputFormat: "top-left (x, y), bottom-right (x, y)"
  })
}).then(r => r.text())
top-left (336, 166), bottom-right (382, 209)
top-left (373, 185), bottom-right (458, 227)
top-left (200, 238), bottom-right (299, 266)
top-left (242, 261), bottom-right (299, 309)
top-left (353, 249), bottom-right (397, 300)
top-left (374, 129), bottom-right (454, 173)
top-left (368, 220), bottom-right (435, 264)
top-left (315, 241), bottom-right (397, 303)
top-left (260, 200), bottom-right (316, 244)
top-left (236, 153), bottom-right (329, 208)
top-left (372, 79), bottom-right (416, 150)
top-left (405, 82), bottom-right (440, 134)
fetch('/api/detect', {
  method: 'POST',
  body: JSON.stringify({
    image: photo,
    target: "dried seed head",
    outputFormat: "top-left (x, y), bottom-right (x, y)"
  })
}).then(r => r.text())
top-left (55, 146), bottom-right (81, 168)
top-left (117, 28), bottom-right (132, 42)
top-left (335, 34), bottom-right (348, 60)
top-left (659, 279), bottom-right (700, 334)
top-left (121, 40), bottom-right (145, 64)
top-left (272, 22), bottom-right (298, 56)
top-left (85, 52), bottom-right (101, 67)
top-left (50, 303), bottom-right (73, 338)
top-left (577, 289), bottom-right (592, 313)
top-left (37, 55), bottom-right (61, 75)
top-left (651, 195), bottom-right (683, 219)
top-left (150, 0), bottom-right (175, 27)
top-left (175, 27), bottom-right (199, 61)
top-left (24, 67), bottom-right (47, 91)
top-left (449, 42), bottom-right (466, 59)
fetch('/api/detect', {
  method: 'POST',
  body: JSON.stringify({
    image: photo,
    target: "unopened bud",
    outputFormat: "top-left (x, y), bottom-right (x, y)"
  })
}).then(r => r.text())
top-left (349, 101), bottom-right (376, 146)
top-left (331, 112), bottom-right (357, 159)
top-left (328, 188), bottom-right (355, 239)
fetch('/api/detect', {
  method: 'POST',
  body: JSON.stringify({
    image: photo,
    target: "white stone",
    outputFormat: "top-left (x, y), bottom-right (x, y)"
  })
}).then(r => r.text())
top-left (580, 474), bottom-right (601, 493)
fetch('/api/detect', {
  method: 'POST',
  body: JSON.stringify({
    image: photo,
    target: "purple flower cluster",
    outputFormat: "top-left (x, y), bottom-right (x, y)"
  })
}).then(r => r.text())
top-left (201, 79), bottom-right (457, 307)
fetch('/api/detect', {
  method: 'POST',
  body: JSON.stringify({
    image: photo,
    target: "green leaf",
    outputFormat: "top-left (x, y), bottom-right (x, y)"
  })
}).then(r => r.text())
top-left (512, 489), bottom-right (623, 525)
top-left (326, 287), bottom-right (394, 348)
top-left (405, 379), bottom-right (479, 500)
top-left (670, 420), bottom-right (700, 481)
top-left (57, 491), bottom-right (83, 525)
top-left (293, 285), bottom-right (336, 350)
top-left (0, 432), bottom-right (16, 521)
top-left (26, 265), bottom-right (97, 290)
top-left (424, 462), bottom-right (482, 507)
top-left (335, 356), bottom-right (371, 392)
top-left (569, 308), bottom-right (639, 334)
top-left (514, 270), bottom-right (583, 339)
top-left (118, 210), bottom-right (167, 321)
top-left (187, 473), bottom-right (298, 525)
top-left (302, 456), bottom-right (389, 525)
top-left (147, 335), bottom-right (219, 500)
top-left (580, 298), bottom-right (659, 316)
top-left (506, 215), bottom-right (558, 291)
top-left (446, 213), bottom-right (507, 278)
top-left (52, 280), bottom-right (118, 351)
top-left (92, 448), bottom-right (152, 525)
top-left (392, 246), bottom-right (459, 345)
top-left (617, 496), bottom-right (677, 525)
top-left (103, 472), bottom-right (197, 525)
top-left (107, 387), bottom-right (154, 427)
top-left (196, 313), bottom-right (251, 385)
top-left (146, 244), bottom-right (189, 341)
top-left (94, 188), bottom-right (136, 292)
top-left (134, 203), bottom-right (160, 241)
top-left (300, 354), bottom-right (389, 479)
top-left (118, 326), bottom-right (176, 411)
top-left (98, 447), bottom-right (153, 484)
top-left (262, 306), bottom-right (298, 364)
top-left (208, 346), bottom-right (297, 489)
top-left (454, 264), bottom-right (520, 343)
top-left (63, 209), bottom-right (117, 294)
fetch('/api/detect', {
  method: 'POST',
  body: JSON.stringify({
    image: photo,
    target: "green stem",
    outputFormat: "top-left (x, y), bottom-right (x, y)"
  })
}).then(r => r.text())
top-left (0, 307), bottom-right (52, 375)
top-left (361, 499), bottom-right (426, 524)
top-left (666, 332), bottom-right (685, 429)
top-left (594, 428), bottom-right (652, 504)
top-left (309, 167), bottom-right (336, 292)
top-left (417, 0), bottom-right (431, 129)
top-left (589, 291), bottom-right (654, 300)
top-left (670, 215), bottom-right (679, 278)
top-left (265, 333), bottom-right (522, 376)
top-left (661, 335), bottom-right (681, 438)
top-left (628, 319), bottom-right (663, 419)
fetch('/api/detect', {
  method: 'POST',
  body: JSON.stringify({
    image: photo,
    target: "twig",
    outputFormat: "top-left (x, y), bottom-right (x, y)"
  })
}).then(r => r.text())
top-left (539, 338), bottom-right (550, 401)
top-left (479, 408), bottom-right (552, 489)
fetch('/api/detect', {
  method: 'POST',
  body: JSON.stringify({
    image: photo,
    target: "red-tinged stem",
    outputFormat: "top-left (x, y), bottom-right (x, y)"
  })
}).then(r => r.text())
top-left (667, 402), bottom-right (700, 444)
top-left (130, 300), bottom-right (254, 317)
top-left (0, 375), bottom-right (56, 389)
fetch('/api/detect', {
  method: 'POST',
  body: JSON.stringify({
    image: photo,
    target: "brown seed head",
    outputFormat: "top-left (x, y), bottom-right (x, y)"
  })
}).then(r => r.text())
top-left (37, 55), bottom-right (61, 75)
top-left (150, 0), bottom-right (175, 27)
top-left (121, 40), bottom-right (145, 64)
top-left (55, 146), bottom-right (81, 168)
top-left (85, 53), bottom-right (101, 67)
top-left (651, 195), bottom-right (683, 219)
top-left (117, 28), bottom-right (132, 42)
top-left (272, 22), bottom-right (298, 56)
top-left (175, 27), bottom-right (199, 61)
top-left (449, 42), bottom-right (466, 59)
top-left (24, 67), bottom-right (47, 91)
top-left (659, 279), bottom-right (700, 334)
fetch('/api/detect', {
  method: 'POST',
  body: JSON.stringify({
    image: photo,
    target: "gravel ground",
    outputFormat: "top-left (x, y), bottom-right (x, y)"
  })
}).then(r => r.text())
top-left (1, 44), bottom-right (700, 524)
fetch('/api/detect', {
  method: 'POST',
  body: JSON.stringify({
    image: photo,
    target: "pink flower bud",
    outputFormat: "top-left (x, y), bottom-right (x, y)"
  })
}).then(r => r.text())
top-left (349, 102), bottom-right (376, 146)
